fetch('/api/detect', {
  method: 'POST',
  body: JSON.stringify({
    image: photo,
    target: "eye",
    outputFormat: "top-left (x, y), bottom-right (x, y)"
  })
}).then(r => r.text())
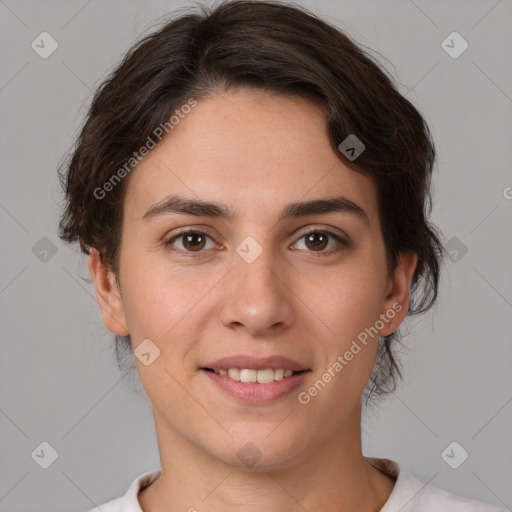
top-left (165, 229), bottom-right (218, 254)
top-left (164, 227), bottom-right (349, 257)
top-left (291, 229), bottom-right (348, 255)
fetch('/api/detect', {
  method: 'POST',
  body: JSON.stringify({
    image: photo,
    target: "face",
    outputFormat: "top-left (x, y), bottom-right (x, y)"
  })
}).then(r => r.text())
top-left (90, 87), bottom-right (416, 470)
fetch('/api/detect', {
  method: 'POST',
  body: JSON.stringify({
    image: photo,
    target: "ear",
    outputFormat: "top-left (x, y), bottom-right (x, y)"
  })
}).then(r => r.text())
top-left (379, 252), bottom-right (418, 337)
top-left (88, 248), bottom-right (130, 336)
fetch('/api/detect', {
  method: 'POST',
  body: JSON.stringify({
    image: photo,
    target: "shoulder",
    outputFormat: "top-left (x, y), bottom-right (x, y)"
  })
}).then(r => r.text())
top-left (365, 457), bottom-right (507, 512)
top-left (85, 468), bottom-right (161, 512)
top-left (389, 469), bottom-right (507, 512)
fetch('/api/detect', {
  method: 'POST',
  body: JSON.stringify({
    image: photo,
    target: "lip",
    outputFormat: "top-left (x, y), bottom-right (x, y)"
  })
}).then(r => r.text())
top-left (200, 368), bottom-right (310, 404)
top-left (201, 354), bottom-right (309, 371)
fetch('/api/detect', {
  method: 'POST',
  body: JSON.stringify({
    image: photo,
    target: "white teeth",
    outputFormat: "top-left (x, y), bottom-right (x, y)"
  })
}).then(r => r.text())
top-left (227, 368), bottom-right (240, 381)
top-left (212, 368), bottom-right (299, 383)
top-left (256, 369), bottom-right (274, 384)
top-left (240, 369), bottom-right (257, 383)
top-left (274, 369), bottom-right (285, 380)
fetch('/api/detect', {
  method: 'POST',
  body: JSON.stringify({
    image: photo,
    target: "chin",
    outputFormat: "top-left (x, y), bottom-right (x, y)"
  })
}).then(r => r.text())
top-left (206, 428), bottom-right (307, 472)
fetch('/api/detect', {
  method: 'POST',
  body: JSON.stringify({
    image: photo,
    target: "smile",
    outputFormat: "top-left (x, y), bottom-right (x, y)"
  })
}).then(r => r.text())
top-left (204, 367), bottom-right (303, 383)
top-left (200, 368), bottom-right (310, 404)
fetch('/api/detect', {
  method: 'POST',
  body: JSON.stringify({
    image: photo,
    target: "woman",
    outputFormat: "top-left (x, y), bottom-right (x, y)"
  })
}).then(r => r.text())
top-left (57, 1), bottom-right (504, 510)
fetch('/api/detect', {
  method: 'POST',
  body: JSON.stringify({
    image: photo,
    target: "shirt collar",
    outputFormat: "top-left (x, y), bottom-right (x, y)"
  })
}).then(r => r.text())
top-left (118, 457), bottom-right (423, 512)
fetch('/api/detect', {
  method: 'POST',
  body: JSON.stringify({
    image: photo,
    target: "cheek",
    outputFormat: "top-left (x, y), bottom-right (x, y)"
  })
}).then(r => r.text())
top-left (118, 246), bottom-right (190, 329)
top-left (310, 263), bottom-right (385, 340)
top-left (118, 250), bottom-right (219, 367)
top-left (304, 275), bottom-right (383, 409)
top-left (302, 258), bottom-right (387, 397)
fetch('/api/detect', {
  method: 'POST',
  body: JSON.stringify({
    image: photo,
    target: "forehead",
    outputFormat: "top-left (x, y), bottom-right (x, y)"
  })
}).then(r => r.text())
top-left (123, 88), bottom-right (379, 227)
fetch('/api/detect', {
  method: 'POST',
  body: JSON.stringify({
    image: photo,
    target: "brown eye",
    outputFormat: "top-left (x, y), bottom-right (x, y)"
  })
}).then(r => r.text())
top-left (304, 232), bottom-right (329, 251)
top-left (292, 230), bottom-right (348, 255)
top-left (182, 232), bottom-right (206, 251)
top-left (165, 230), bottom-right (216, 253)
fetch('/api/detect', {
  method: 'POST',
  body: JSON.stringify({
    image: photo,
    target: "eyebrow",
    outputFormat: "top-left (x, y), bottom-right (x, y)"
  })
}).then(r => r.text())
top-left (142, 194), bottom-right (369, 226)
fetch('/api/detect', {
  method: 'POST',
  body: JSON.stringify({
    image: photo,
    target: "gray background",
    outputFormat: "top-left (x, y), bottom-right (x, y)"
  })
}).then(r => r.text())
top-left (1, 0), bottom-right (511, 510)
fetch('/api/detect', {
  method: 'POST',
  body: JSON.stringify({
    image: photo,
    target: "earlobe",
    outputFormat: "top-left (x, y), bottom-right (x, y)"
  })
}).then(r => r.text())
top-left (379, 252), bottom-right (418, 337)
top-left (88, 248), bottom-right (130, 336)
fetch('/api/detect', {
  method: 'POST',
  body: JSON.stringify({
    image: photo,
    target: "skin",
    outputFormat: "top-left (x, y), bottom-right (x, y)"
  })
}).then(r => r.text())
top-left (89, 87), bottom-right (417, 512)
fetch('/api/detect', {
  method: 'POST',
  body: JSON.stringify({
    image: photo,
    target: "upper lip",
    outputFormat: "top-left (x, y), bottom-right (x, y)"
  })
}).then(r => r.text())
top-left (201, 355), bottom-right (309, 371)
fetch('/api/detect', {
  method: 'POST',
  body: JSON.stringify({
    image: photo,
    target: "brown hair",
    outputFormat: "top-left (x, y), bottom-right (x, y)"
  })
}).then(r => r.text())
top-left (57, 0), bottom-right (445, 404)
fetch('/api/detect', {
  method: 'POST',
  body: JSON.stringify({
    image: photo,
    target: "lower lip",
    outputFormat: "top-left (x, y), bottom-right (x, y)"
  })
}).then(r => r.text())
top-left (200, 369), bottom-right (310, 404)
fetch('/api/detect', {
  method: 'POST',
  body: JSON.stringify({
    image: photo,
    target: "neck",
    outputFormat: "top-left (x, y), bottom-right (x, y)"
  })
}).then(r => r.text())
top-left (138, 403), bottom-right (395, 512)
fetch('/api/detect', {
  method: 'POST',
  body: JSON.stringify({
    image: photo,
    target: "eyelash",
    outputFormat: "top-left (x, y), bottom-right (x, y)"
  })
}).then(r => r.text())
top-left (164, 227), bottom-right (349, 259)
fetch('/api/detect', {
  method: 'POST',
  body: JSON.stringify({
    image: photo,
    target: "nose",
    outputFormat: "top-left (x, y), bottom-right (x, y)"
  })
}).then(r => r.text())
top-left (218, 242), bottom-right (295, 337)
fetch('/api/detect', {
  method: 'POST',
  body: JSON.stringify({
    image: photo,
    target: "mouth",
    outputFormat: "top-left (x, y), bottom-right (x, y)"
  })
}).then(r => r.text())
top-left (200, 367), bottom-right (308, 383)
top-left (199, 366), bottom-right (311, 404)
top-left (199, 354), bottom-right (311, 403)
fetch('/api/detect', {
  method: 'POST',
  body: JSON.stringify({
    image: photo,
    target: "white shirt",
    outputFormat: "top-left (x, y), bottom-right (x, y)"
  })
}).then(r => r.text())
top-left (88, 457), bottom-right (507, 512)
